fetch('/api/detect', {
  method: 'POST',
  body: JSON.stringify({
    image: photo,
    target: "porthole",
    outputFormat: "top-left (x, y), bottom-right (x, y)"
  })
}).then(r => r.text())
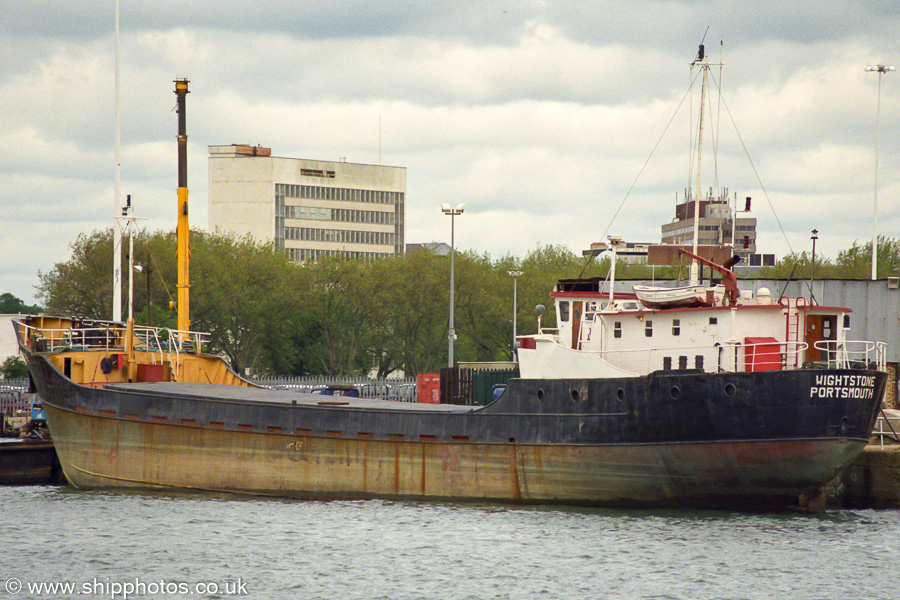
top-left (616, 388), bottom-right (625, 401)
top-left (670, 386), bottom-right (681, 399)
top-left (724, 383), bottom-right (737, 397)
top-left (571, 389), bottom-right (581, 402)
top-left (537, 389), bottom-right (545, 402)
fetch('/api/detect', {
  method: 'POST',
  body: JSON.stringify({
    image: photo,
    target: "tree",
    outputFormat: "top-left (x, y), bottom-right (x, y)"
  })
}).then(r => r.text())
top-left (0, 356), bottom-right (28, 379)
top-left (190, 232), bottom-right (306, 376)
top-left (369, 249), bottom-right (453, 375)
top-left (37, 229), bottom-right (116, 318)
top-left (454, 251), bottom-right (512, 362)
top-left (835, 237), bottom-right (900, 279)
top-left (297, 256), bottom-right (377, 376)
top-left (37, 229), bottom-right (309, 376)
top-left (0, 293), bottom-right (41, 314)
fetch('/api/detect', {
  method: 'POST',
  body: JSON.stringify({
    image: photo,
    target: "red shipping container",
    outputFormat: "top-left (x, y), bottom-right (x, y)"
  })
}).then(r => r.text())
top-left (417, 373), bottom-right (441, 404)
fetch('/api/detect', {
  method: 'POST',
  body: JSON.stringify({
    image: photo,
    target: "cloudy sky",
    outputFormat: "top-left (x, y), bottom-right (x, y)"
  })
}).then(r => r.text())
top-left (2, 1), bottom-right (899, 305)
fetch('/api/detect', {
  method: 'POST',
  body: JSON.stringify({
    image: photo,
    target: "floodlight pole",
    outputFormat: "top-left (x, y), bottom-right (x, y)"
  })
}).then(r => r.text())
top-left (441, 204), bottom-right (465, 367)
top-left (810, 229), bottom-right (818, 303)
top-left (508, 271), bottom-right (523, 359)
top-left (866, 63), bottom-right (894, 280)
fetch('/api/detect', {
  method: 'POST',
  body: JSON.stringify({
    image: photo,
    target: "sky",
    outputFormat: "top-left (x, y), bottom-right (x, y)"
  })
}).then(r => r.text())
top-left (2, 1), bottom-right (900, 305)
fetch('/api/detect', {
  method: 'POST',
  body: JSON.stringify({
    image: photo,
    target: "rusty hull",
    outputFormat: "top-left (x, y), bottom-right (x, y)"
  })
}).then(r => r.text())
top-left (45, 401), bottom-right (865, 508)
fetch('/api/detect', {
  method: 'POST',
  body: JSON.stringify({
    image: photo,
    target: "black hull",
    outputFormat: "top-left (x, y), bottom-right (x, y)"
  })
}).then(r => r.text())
top-left (25, 352), bottom-right (886, 508)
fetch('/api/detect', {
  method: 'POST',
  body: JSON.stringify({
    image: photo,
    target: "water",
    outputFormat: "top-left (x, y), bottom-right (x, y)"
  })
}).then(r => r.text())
top-left (2, 485), bottom-right (898, 600)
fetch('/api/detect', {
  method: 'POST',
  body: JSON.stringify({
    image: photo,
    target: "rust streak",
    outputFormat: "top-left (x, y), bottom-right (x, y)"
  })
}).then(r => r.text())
top-left (362, 439), bottom-right (368, 493)
top-left (420, 443), bottom-right (426, 495)
top-left (393, 444), bottom-right (400, 494)
top-left (509, 443), bottom-right (523, 502)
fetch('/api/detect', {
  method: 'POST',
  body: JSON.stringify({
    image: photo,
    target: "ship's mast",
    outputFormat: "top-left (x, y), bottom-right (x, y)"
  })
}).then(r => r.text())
top-left (174, 79), bottom-right (190, 334)
top-left (112, 0), bottom-right (123, 321)
top-left (690, 45), bottom-right (709, 285)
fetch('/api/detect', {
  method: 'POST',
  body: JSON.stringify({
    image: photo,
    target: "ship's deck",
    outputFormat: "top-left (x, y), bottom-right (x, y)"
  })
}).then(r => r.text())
top-left (105, 382), bottom-right (479, 413)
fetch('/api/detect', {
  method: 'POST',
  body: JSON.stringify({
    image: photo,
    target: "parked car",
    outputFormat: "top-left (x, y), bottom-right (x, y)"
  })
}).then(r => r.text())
top-left (309, 385), bottom-right (360, 398)
top-left (387, 383), bottom-right (417, 403)
top-left (354, 382), bottom-right (391, 399)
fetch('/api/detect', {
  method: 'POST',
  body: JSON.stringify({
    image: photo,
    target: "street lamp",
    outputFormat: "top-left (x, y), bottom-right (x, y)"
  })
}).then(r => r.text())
top-left (508, 271), bottom-right (523, 359)
top-left (810, 229), bottom-right (818, 303)
top-left (441, 203), bottom-right (465, 368)
top-left (866, 63), bottom-right (894, 280)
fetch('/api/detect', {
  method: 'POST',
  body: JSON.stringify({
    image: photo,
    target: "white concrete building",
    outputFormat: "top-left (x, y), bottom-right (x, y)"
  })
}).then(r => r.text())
top-left (209, 145), bottom-right (406, 262)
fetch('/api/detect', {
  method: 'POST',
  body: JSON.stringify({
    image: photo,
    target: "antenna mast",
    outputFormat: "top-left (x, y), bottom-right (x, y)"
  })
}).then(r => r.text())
top-left (690, 44), bottom-right (709, 285)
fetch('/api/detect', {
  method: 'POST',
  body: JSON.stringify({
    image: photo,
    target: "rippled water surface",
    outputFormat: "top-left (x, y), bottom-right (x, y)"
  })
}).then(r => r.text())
top-left (2, 485), bottom-right (898, 599)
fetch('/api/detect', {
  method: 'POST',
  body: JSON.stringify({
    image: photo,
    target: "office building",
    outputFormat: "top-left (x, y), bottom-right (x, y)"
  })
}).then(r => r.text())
top-left (661, 187), bottom-right (757, 262)
top-left (209, 145), bottom-right (406, 262)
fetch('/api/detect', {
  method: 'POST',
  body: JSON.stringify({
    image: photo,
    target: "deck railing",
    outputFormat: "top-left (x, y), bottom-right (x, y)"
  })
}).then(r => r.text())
top-left (813, 340), bottom-right (887, 372)
top-left (17, 322), bottom-right (209, 356)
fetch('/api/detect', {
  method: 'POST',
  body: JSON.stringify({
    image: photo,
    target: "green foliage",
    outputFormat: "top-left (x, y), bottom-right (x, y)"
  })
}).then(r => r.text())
top-left (835, 237), bottom-right (900, 279)
top-left (757, 237), bottom-right (900, 280)
top-left (0, 293), bottom-right (41, 314)
top-left (0, 356), bottom-right (29, 379)
top-left (190, 232), bottom-right (306, 376)
top-left (368, 249), bottom-right (449, 376)
top-left (38, 229), bottom-right (116, 318)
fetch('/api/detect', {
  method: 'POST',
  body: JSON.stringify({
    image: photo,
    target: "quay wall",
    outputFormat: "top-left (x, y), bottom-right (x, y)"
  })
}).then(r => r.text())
top-left (829, 445), bottom-right (900, 508)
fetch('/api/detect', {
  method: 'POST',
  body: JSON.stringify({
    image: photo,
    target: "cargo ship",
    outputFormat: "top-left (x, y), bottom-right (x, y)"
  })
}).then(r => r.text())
top-left (13, 53), bottom-right (888, 510)
top-left (12, 264), bottom-right (888, 509)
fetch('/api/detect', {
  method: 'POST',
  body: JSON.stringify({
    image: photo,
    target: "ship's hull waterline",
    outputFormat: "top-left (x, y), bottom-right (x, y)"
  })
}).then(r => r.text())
top-left (46, 400), bottom-right (865, 508)
top-left (31, 350), bottom-right (885, 509)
